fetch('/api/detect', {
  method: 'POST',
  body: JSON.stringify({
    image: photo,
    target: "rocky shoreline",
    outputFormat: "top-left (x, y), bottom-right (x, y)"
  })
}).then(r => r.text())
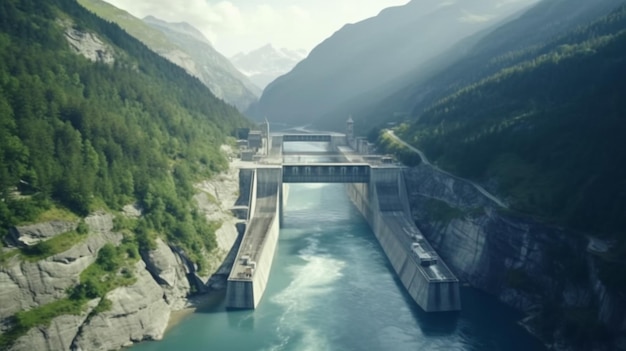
top-left (403, 164), bottom-right (626, 350)
top-left (0, 153), bottom-right (244, 351)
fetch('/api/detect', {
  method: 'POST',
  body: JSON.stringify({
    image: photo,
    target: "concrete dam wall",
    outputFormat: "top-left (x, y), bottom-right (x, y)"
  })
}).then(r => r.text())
top-left (226, 164), bottom-right (460, 312)
top-left (347, 167), bottom-right (461, 312)
top-left (225, 167), bottom-right (282, 309)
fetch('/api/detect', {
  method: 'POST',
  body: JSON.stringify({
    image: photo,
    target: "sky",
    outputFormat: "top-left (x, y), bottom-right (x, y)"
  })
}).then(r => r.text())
top-left (102, 0), bottom-right (410, 57)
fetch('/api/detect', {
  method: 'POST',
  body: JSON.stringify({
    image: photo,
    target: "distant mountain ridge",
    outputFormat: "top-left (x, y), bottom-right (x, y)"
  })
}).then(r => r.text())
top-left (143, 15), bottom-right (208, 43)
top-left (247, 0), bottom-right (537, 127)
top-left (230, 44), bottom-right (307, 90)
top-left (142, 15), bottom-right (261, 109)
top-left (77, 0), bottom-right (260, 110)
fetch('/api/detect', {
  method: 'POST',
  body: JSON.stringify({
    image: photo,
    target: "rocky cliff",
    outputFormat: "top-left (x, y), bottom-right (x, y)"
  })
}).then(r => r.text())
top-left (403, 164), bottom-right (626, 350)
top-left (0, 163), bottom-right (242, 351)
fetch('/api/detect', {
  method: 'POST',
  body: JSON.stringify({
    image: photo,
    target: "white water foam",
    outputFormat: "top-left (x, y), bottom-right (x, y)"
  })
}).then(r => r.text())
top-left (265, 238), bottom-right (346, 351)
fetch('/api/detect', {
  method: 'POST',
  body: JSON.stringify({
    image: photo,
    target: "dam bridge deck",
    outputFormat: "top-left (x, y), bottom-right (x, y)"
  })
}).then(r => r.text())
top-left (227, 131), bottom-right (459, 311)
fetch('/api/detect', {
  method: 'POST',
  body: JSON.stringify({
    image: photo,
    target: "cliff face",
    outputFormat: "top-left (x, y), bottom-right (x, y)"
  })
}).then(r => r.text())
top-left (0, 213), bottom-right (121, 320)
top-left (403, 165), bottom-right (626, 350)
top-left (0, 164), bottom-right (242, 351)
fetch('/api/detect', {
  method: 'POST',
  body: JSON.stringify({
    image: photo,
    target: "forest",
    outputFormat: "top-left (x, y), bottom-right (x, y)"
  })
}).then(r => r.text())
top-left (395, 6), bottom-right (626, 291)
top-left (0, 0), bottom-right (249, 270)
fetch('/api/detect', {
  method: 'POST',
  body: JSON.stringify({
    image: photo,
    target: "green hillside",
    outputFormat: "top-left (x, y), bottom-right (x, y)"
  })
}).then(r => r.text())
top-left (0, 0), bottom-right (249, 266)
top-left (397, 5), bottom-right (626, 242)
top-left (75, 0), bottom-right (177, 51)
top-left (76, 0), bottom-right (260, 110)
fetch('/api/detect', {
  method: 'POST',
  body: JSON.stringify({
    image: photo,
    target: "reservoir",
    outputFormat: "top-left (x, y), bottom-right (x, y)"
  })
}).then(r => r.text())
top-left (131, 182), bottom-right (545, 351)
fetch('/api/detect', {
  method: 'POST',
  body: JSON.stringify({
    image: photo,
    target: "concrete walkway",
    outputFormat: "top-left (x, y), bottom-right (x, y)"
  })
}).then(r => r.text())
top-left (385, 130), bottom-right (508, 209)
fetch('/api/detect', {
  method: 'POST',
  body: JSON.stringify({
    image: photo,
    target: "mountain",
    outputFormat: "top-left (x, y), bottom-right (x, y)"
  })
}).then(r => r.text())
top-left (142, 15), bottom-right (261, 109)
top-left (247, 0), bottom-right (537, 127)
top-left (385, 3), bottom-right (626, 347)
top-left (0, 0), bottom-right (249, 348)
top-left (359, 0), bottom-right (626, 131)
top-left (76, 0), bottom-right (260, 110)
top-left (395, 0), bottom-right (626, 237)
top-left (230, 44), bottom-right (307, 89)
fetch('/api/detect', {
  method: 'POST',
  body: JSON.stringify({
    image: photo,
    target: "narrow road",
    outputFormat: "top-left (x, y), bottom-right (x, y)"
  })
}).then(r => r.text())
top-left (385, 130), bottom-right (508, 209)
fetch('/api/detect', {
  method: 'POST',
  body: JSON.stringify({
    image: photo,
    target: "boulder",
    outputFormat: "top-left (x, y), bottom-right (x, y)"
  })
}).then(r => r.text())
top-left (0, 217), bottom-right (121, 319)
top-left (71, 261), bottom-right (170, 351)
top-left (142, 239), bottom-right (190, 309)
top-left (7, 220), bottom-right (77, 247)
top-left (10, 299), bottom-right (99, 351)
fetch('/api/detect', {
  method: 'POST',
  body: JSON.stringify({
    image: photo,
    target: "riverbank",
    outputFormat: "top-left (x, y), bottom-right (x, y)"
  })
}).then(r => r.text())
top-left (163, 147), bottom-right (243, 332)
top-left (165, 290), bottom-right (226, 333)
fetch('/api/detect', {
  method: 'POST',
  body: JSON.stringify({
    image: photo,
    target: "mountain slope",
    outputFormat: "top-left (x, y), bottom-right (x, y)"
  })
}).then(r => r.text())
top-left (230, 44), bottom-right (307, 89)
top-left (143, 15), bottom-right (261, 109)
top-left (247, 0), bottom-right (536, 127)
top-left (77, 0), bottom-right (260, 110)
top-left (397, 4), bottom-right (626, 237)
top-left (0, 0), bottom-right (249, 347)
top-left (361, 0), bottom-right (626, 129)
top-left (385, 6), bottom-right (626, 348)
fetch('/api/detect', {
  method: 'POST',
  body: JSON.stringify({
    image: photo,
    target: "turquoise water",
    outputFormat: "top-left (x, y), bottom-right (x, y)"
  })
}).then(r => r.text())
top-left (131, 183), bottom-right (545, 351)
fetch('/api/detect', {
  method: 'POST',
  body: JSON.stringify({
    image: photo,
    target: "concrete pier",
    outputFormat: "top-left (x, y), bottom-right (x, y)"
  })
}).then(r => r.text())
top-left (226, 131), bottom-right (460, 312)
top-left (347, 167), bottom-right (461, 312)
top-left (225, 167), bottom-right (282, 309)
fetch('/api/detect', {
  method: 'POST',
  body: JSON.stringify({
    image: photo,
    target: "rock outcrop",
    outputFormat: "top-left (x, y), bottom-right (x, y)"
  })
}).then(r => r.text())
top-left (195, 158), bottom-right (242, 280)
top-left (71, 261), bottom-right (170, 351)
top-left (64, 26), bottom-right (115, 64)
top-left (10, 299), bottom-right (99, 351)
top-left (1, 162), bottom-right (242, 351)
top-left (7, 220), bottom-right (78, 247)
top-left (142, 238), bottom-right (190, 309)
top-left (0, 213), bottom-right (121, 319)
top-left (403, 164), bottom-right (626, 349)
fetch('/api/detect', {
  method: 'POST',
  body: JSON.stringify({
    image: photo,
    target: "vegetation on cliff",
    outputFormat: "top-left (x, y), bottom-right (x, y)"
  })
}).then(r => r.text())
top-left (396, 6), bottom-right (626, 241)
top-left (374, 6), bottom-right (626, 347)
top-left (0, 0), bottom-right (248, 248)
top-left (0, 0), bottom-right (249, 345)
top-left (0, 0), bottom-right (248, 345)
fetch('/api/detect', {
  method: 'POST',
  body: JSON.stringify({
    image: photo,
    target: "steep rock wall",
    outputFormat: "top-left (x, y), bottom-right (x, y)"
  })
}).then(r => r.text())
top-left (71, 261), bottom-right (170, 351)
top-left (1, 162), bottom-right (243, 350)
top-left (0, 213), bottom-right (121, 320)
top-left (403, 164), bottom-right (626, 349)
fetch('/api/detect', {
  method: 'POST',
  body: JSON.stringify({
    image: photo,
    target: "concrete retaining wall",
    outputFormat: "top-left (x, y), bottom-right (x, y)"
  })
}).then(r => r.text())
top-left (347, 168), bottom-right (461, 312)
top-left (226, 168), bottom-right (282, 309)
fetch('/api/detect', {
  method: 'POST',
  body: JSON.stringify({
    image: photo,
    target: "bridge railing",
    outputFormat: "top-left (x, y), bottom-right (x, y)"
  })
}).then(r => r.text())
top-left (282, 164), bottom-right (371, 183)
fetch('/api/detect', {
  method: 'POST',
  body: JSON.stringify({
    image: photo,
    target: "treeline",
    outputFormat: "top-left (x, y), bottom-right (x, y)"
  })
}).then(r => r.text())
top-left (398, 6), bottom-right (626, 248)
top-left (0, 0), bottom-right (250, 265)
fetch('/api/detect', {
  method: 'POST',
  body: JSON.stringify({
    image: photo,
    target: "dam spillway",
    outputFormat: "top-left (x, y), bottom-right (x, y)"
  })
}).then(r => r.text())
top-left (225, 133), bottom-right (460, 312)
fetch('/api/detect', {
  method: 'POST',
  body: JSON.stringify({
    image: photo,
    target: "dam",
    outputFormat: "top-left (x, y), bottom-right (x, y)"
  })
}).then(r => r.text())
top-left (225, 130), bottom-right (461, 312)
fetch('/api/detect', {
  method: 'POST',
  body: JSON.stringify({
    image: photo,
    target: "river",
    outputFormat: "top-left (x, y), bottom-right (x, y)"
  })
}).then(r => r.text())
top-left (131, 182), bottom-right (545, 351)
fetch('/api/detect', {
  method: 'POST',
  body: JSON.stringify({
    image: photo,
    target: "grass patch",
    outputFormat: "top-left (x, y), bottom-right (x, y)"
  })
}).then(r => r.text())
top-left (0, 248), bottom-right (19, 266)
top-left (25, 206), bottom-right (78, 224)
top-left (0, 298), bottom-right (85, 349)
top-left (19, 230), bottom-right (89, 262)
top-left (70, 238), bottom-right (140, 300)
